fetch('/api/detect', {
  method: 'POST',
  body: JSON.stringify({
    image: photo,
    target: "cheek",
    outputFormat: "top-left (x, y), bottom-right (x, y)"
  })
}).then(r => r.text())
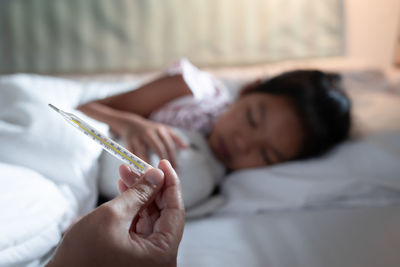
top-left (266, 110), bottom-right (305, 160)
top-left (228, 151), bottom-right (264, 170)
top-left (274, 124), bottom-right (304, 159)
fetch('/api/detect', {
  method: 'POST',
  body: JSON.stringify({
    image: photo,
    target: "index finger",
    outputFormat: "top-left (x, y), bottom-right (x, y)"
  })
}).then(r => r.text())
top-left (157, 128), bottom-right (178, 168)
top-left (169, 129), bottom-right (189, 149)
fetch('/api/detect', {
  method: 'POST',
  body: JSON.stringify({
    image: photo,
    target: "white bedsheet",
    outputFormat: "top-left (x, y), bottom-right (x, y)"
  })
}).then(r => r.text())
top-left (179, 205), bottom-right (400, 267)
top-left (0, 163), bottom-right (72, 267)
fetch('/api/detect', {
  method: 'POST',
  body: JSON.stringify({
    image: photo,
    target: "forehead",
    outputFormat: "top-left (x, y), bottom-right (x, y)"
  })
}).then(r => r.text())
top-left (238, 93), bottom-right (304, 158)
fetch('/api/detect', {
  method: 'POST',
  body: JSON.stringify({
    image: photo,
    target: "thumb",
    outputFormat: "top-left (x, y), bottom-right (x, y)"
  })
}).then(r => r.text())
top-left (112, 168), bottom-right (164, 224)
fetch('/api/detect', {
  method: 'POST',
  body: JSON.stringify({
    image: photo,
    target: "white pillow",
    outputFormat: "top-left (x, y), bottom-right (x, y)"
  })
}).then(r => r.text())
top-left (222, 132), bottom-right (400, 213)
top-left (218, 86), bottom-right (400, 214)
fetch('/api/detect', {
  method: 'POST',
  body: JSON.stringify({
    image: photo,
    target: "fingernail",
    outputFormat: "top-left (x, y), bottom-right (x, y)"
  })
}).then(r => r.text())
top-left (166, 160), bottom-right (173, 168)
top-left (145, 168), bottom-right (164, 186)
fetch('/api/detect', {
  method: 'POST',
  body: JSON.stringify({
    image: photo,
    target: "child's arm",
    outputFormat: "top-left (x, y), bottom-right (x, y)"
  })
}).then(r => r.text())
top-left (77, 74), bottom-right (191, 166)
top-left (88, 74), bottom-right (191, 117)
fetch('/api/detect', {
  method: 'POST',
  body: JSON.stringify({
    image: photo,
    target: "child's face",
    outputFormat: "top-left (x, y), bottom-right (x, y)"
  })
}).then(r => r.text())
top-left (208, 93), bottom-right (304, 170)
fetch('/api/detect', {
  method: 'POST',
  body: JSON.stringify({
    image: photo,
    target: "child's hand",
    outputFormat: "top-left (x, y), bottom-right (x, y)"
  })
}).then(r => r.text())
top-left (120, 115), bottom-right (187, 168)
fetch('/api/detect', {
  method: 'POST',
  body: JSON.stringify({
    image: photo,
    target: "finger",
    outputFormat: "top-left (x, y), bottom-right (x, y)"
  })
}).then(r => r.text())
top-left (128, 139), bottom-right (149, 163)
top-left (110, 168), bottom-right (164, 227)
top-left (146, 132), bottom-right (168, 160)
top-left (128, 139), bottom-right (146, 156)
top-left (118, 179), bottom-right (128, 194)
top-left (169, 130), bottom-right (189, 149)
top-left (150, 160), bottom-right (185, 247)
top-left (135, 202), bottom-right (160, 236)
top-left (157, 128), bottom-right (177, 167)
top-left (119, 164), bottom-right (141, 188)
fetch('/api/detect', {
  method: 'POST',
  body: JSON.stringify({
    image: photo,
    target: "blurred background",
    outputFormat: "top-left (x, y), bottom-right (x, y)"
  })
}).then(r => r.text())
top-left (0, 0), bottom-right (399, 74)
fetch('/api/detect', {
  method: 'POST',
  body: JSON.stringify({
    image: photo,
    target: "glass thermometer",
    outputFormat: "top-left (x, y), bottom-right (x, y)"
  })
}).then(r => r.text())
top-left (49, 104), bottom-right (152, 175)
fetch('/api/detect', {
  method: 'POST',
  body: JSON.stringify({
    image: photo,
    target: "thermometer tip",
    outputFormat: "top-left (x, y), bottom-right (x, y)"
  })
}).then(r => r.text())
top-left (48, 104), bottom-right (60, 112)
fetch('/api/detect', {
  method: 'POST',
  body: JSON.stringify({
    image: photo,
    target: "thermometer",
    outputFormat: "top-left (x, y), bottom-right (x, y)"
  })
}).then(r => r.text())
top-left (49, 104), bottom-right (152, 175)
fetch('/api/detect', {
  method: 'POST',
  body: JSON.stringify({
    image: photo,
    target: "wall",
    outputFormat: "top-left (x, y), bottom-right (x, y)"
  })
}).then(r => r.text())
top-left (0, 0), bottom-right (344, 74)
top-left (345, 0), bottom-right (400, 67)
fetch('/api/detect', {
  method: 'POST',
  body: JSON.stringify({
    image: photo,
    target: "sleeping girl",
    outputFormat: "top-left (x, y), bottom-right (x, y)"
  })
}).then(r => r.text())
top-left (78, 59), bottom-right (351, 209)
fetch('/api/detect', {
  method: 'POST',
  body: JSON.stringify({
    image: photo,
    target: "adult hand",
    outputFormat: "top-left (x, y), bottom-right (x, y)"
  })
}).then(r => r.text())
top-left (47, 160), bottom-right (185, 267)
top-left (120, 115), bottom-right (187, 168)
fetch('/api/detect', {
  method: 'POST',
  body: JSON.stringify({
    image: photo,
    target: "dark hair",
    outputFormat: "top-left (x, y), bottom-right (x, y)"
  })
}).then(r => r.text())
top-left (243, 70), bottom-right (351, 159)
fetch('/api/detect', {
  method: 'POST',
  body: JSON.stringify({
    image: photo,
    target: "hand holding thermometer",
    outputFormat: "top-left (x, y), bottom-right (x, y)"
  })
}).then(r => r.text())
top-left (49, 104), bottom-right (152, 176)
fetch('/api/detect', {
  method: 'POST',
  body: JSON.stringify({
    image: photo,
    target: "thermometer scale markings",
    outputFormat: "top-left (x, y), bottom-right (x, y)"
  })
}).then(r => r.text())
top-left (70, 118), bottom-right (145, 172)
top-left (49, 103), bottom-right (151, 175)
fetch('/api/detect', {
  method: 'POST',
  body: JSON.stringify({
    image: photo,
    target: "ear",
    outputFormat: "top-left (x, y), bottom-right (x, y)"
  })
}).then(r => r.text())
top-left (239, 78), bottom-right (262, 97)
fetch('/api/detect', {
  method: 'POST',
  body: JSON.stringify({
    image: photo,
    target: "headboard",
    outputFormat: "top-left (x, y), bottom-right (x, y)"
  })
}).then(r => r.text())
top-left (0, 0), bottom-right (344, 74)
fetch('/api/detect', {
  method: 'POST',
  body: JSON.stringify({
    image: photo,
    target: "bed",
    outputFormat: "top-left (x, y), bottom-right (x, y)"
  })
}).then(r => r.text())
top-left (1, 0), bottom-right (400, 266)
top-left (1, 58), bottom-right (400, 267)
top-left (180, 206), bottom-right (400, 267)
